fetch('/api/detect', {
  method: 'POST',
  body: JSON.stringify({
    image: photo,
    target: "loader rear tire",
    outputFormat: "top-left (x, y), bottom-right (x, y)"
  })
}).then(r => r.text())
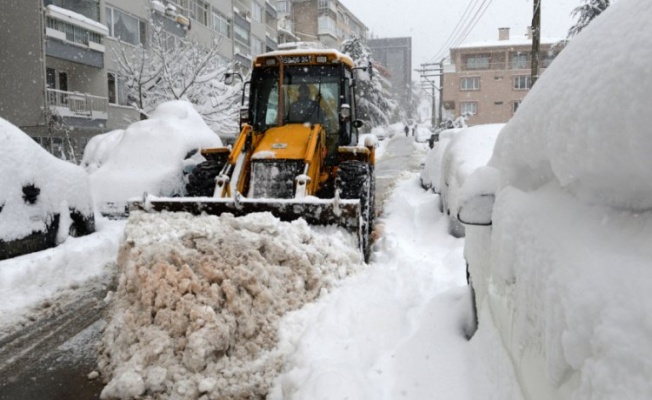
top-left (186, 160), bottom-right (225, 197)
top-left (336, 160), bottom-right (375, 262)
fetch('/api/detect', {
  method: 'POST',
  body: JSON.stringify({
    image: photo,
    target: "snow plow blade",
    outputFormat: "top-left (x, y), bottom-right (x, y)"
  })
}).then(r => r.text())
top-left (129, 195), bottom-right (362, 239)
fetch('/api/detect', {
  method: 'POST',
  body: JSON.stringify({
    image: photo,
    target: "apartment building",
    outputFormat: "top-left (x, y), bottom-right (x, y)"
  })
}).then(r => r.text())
top-left (278, 0), bottom-right (367, 47)
top-left (367, 37), bottom-right (412, 109)
top-left (0, 0), bottom-right (278, 160)
top-left (442, 27), bottom-right (564, 125)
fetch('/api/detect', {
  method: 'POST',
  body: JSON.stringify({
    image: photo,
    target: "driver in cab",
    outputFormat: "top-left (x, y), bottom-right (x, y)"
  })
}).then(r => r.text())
top-left (287, 83), bottom-right (321, 124)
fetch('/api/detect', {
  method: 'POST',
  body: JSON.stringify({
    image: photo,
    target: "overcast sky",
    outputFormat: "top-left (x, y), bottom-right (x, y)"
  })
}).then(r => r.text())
top-left (341, 0), bottom-right (577, 77)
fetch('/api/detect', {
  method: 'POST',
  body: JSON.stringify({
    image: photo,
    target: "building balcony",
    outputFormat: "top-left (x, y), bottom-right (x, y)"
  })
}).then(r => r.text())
top-left (47, 89), bottom-right (108, 121)
top-left (45, 5), bottom-right (108, 68)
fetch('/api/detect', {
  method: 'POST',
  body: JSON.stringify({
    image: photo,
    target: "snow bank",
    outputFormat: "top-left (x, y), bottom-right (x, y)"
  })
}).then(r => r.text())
top-left (85, 101), bottom-right (222, 207)
top-left (491, 1), bottom-right (652, 211)
top-left (0, 218), bottom-right (123, 334)
top-left (441, 124), bottom-right (502, 221)
top-left (420, 128), bottom-right (462, 192)
top-left (98, 211), bottom-right (362, 399)
top-left (466, 1), bottom-right (652, 399)
top-left (0, 117), bottom-right (93, 241)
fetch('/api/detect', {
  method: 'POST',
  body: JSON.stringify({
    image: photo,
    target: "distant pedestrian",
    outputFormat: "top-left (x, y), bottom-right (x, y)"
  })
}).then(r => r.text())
top-left (404, 124), bottom-right (409, 137)
top-left (412, 125), bottom-right (417, 136)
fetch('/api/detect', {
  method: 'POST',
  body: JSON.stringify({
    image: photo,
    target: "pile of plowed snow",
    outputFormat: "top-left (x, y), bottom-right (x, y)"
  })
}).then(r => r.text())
top-left (98, 211), bottom-right (362, 399)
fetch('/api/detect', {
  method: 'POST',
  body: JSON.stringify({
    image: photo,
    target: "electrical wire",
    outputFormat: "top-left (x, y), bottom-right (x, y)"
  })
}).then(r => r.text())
top-left (424, 0), bottom-right (495, 64)
top-left (425, 0), bottom-right (481, 64)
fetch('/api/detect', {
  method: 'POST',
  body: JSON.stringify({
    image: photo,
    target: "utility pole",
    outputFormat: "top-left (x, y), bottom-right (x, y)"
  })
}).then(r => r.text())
top-left (531, 0), bottom-right (541, 86)
top-left (415, 61), bottom-right (443, 128)
top-left (439, 59), bottom-right (444, 127)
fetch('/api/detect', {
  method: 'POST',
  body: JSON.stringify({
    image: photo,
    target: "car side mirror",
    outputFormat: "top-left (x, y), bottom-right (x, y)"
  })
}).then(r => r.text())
top-left (457, 166), bottom-right (499, 226)
top-left (353, 120), bottom-right (364, 129)
top-left (457, 193), bottom-right (494, 226)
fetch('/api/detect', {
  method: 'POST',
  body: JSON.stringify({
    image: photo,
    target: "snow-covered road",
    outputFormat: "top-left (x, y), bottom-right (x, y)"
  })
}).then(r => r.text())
top-left (0, 134), bottom-right (521, 400)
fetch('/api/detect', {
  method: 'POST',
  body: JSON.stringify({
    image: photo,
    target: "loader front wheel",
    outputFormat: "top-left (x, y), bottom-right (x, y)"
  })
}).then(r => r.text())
top-left (336, 160), bottom-right (374, 262)
top-left (186, 160), bottom-right (225, 197)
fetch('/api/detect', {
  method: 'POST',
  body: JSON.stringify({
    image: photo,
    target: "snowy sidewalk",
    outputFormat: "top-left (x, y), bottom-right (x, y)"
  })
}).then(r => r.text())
top-left (264, 134), bottom-right (522, 399)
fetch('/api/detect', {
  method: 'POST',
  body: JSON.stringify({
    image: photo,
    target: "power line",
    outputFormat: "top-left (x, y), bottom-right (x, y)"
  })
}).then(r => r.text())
top-left (425, 0), bottom-right (495, 63)
top-left (425, 0), bottom-right (481, 64)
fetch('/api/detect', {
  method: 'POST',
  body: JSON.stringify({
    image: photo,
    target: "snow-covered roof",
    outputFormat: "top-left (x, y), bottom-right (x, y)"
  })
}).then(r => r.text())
top-left (456, 35), bottom-right (562, 50)
top-left (259, 47), bottom-right (354, 68)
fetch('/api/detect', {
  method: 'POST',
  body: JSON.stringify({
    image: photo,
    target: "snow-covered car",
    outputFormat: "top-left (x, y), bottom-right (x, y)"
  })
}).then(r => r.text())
top-left (419, 128), bottom-right (461, 193)
top-left (0, 117), bottom-right (95, 260)
top-left (82, 100), bottom-right (222, 216)
top-left (438, 124), bottom-right (502, 237)
top-left (370, 124), bottom-right (391, 141)
top-left (460, 2), bottom-right (652, 399)
top-left (413, 124), bottom-right (432, 143)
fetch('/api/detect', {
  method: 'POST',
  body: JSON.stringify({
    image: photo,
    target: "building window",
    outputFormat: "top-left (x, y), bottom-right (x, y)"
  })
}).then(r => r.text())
top-left (318, 15), bottom-right (336, 36)
top-left (234, 23), bottom-right (250, 55)
top-left (513, 75), bottom-right (532, 90)
top-left (460, 101), bottom-right (478, 116)
top-left (107, 72), bottom-right (129, 106)
top-left (277, 0), bottom-right (291, 13)
top-left (510, 52), bottom-right (528, 69)
top-left (464, 54), bottom-right (490, 70)
top-left (106, 7), bottom-right (146, 46)
top-left (513, 100), bottom-right (522, 114)
top-left (167, 0), bottom-right (189, 16)
top-left (189, 0), bottom-right (209, 25)
top-left (252, 2), bottom-right (262, 22)
top-left (252, 36), bottom-right (264, 57)
top-left (540, 51), bottom-right (556, 68)
top-left (460, 77), bottom-right (480, 91)
top-left (46, 17), bottom-right (103, 46)
top-left (212, 9), bottom-right (231, 37)
top-left (318, 0), bottom-right (331, 9)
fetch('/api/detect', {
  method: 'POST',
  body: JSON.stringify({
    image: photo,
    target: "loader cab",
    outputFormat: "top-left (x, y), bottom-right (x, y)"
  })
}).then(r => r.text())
top-left (248, 51), bottom-right (359, 165)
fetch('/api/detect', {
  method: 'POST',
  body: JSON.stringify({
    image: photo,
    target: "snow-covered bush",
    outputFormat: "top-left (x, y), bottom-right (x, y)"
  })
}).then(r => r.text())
top-left (83, 101), bottom-right (222, 214)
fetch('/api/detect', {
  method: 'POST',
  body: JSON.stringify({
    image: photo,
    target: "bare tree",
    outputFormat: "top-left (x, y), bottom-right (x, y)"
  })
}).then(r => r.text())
top-left (113, 18), bottom-right (242, 135)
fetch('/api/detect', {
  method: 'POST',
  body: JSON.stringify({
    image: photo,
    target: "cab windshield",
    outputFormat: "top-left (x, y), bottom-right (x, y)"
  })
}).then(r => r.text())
top-left (249, 65), bottom-right (341, 132)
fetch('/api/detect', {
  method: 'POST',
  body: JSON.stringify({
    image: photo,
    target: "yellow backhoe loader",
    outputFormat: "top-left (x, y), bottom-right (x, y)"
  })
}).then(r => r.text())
top-left (130, 48), bottom-right (376, 261)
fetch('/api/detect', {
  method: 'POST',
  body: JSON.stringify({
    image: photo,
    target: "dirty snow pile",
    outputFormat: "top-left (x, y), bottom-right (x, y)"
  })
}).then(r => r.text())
top-left (98, 211), bottom-right (362, 399)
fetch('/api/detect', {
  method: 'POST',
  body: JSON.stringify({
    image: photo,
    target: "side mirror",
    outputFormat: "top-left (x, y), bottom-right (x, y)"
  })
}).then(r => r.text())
top-left (457, 193), bottom-right (494, 226)
top-left (353, 120), bottom-right (364, 129)
top-left (340, 103), bottom-right (351, 121)
top-left (456, 166), bottom-right (499, 226)
top-left (239, 105), bottom-right (249, 124)
top-left (224, 71), bottom-right (244, 86)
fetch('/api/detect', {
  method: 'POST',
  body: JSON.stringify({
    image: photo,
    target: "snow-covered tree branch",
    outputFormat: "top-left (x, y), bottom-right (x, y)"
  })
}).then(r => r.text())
top-left (567, 0), bottom-right (613, 38)
top-left (340, 37), bottom-right (397, 128)
top-left (112, 16), bottom-right (242, 136)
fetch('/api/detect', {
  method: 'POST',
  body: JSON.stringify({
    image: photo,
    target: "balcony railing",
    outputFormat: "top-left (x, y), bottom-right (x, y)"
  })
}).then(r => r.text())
top-left (46, 89), bottom-right (108, 120)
